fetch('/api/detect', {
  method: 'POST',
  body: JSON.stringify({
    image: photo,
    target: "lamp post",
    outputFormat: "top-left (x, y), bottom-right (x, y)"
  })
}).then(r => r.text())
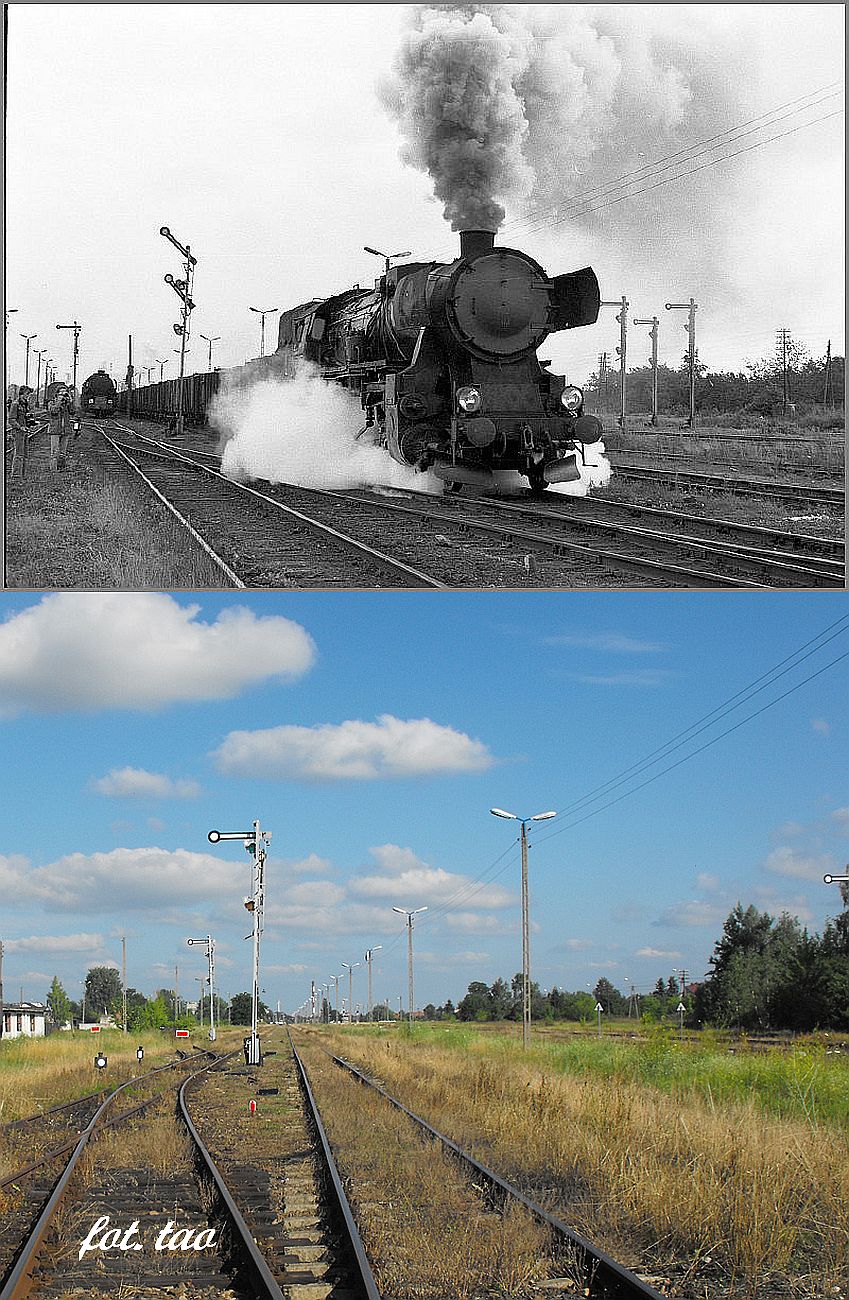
top-left (34, 349), bottom-right (47, 406)
top-left (5, 308), bottom-right (18, 391)
top-left (364, 946), bottom-right (382, 1020)
top-left (490, 807), bottom-right (557, 1049)
top-left (341, 962), bottom-right (360, 1022)
top-left (249, 307), bottom-right (278, 359)
top-left (20, 333), bottom-right (37, 388)
top-left (200, 333), bottom-right (220, 372)
top-left (332, 973), bottom-right (341, 1022)
top-left (156, 359), bottom-right (168, 382)
top-left (160, 225), bottom-right (197, 435)
top-left (207, 821), bottom-right (271, 1066)
top-left (187, 936), bottom-right (217, 1041)
top-left (392, 907), bottom-right (427, 1022)
top-left (363, 246), bottom-right (412, 275)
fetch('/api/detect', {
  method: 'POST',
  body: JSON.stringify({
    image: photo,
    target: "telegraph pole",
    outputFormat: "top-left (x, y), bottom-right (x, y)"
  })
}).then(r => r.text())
top-left (601, 298), bottom-right (629, 428)
top-left (666, 299), bottom-right (698, 427)
top-left (55, 321), bottom-right (82, 393)
top-left (393, 907), bottom-right (427, 1023)
top-left (160, 225), bottom-right (198, 435)
top-left (822, 340), bottom-right (833, 408)
top-left (633, 316), bottom-right (660, 425)
top-left (121, 936), bottom-right (127, 1033)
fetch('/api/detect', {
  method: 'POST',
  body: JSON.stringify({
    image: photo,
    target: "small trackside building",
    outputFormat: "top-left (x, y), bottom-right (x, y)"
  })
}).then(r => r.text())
top-left (1, 1001), bottom-right (48, 1039)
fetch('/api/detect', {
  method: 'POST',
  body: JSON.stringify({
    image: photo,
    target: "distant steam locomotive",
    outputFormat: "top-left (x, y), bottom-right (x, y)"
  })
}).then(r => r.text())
top-left (277, 229), bottom-right (602, 492)
top-left (80, 369), bottom-right (117, 416)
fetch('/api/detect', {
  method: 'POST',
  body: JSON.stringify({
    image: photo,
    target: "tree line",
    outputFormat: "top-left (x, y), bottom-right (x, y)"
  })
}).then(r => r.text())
top-left (43, 967), bottom-right (272, 1031)
top-left (452, 887), bottom-right (849, 1033)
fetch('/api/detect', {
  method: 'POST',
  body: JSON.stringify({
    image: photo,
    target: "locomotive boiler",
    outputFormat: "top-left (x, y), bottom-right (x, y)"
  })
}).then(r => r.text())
top-left (277, 229), bottom-right (603, 493)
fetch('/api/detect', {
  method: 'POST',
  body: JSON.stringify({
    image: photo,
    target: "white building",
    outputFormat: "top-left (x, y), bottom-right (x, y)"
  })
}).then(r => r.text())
top-left (1, 1001), bottom-right (47, 1039)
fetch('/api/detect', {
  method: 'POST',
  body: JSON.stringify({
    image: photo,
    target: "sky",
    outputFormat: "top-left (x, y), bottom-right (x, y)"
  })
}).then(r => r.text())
top-left (0, 590), bottom-right (846, 1015)
top-left (4, 3), bottom-right (844, 395)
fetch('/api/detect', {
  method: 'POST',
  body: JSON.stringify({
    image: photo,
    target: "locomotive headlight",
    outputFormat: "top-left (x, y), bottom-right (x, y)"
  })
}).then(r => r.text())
top-left (560, 385), bottom-right (583, 413)
top-left (456, 386), bottom-right (482, 413)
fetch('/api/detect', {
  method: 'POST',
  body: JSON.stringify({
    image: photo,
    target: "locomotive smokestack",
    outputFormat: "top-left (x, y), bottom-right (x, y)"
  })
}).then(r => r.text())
top-left (459, 230), bottom-right (496, 261)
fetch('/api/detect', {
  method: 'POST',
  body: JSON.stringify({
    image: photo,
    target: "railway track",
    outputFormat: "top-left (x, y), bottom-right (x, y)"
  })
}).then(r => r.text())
top-left (607, 460), bottom-right (845, 508)
top-left (96, 424), bottom-right (842, 587)
top-left (1, 1039), bottom-right (379, 1300)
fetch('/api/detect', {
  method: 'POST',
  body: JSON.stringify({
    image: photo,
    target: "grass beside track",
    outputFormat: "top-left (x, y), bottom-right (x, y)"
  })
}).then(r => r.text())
top-left (315, 1022), bottom-right (849, 1299)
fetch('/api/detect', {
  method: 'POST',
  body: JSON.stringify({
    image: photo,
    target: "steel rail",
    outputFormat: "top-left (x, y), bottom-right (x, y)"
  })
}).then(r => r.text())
top-left (0, 1054), bottom-right (215, 1299)
top-left (607, 461), bottom-right (844, 505)
top-left (2, 1088), bottom-right (108, 1133)
top-left (330, 1053), bottom-right (666, 1300)
top-left (178, 1064), bottom-right (290, 1300)
top-left (287, 1035), bottom-right (382, 1300)
top-left (108, 422), bottom-right (447, 589)
top-left (97, 427), bottom-right (246, 587)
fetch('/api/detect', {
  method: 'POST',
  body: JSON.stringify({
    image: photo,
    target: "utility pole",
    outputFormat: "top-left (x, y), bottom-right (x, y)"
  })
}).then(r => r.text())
top-left (160, 225), bottom-right (198, 435)
top-left (126, 336), bottom-right (134, 416)
top-left (207, 820), bottom-right (271, 1066)
top-left (20, 333), bottom-right (37, 388)
top-left (0, 941), bottom-right (4, 1040)
top-left (34, 349), bottom-right (47, 406)
top-left (333, 973), bottom-right (340, 1023)
top-left (666, 299), bottom-right (699, 427)
top-left (601, 297), bottom-right (628, 428)
top-left (121, 936), bottom-right (127, 1033)
top-left (633, 316), bottom-right (660, 425)
top-left (364, 946), bottom-right (382, 1020)
top-left (196, 976), bottom-right (205, 1030)
top-left (776, 326), bottom-right (791, 414)
top-left (822, 339), bottom-right (833, 408)
top-left (393, 907), bottom-right (427, 1023)
top-left (55, 321), bottom-right (82, 393)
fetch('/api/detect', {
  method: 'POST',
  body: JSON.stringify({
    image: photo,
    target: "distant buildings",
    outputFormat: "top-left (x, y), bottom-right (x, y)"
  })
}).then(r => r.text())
top-left (1, 1001), bottom-right (47, 1039)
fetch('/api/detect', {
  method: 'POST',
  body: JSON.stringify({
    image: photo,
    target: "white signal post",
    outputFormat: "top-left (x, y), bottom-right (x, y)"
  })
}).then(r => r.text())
top-left (823, 868), bottom-right (849, 885)
top-left (633, 316), bottom-right (660, 425)
top-left (55, 321), bottom-right (82, 394)
top-left (490, 808), bottom-right (557, 1050)
top-left (364, 946), bottom-right (382, 1021)
top-left (596, 1001), bottom-right (604, 1039)
top-left (208, 821), bottom-right (271, 1066)
top-left (187, 935), bottom-right (217, 1041)
top-left (160, 225), bottom-right (197, 435)
top-left (665, 299), bottom-right (699, 427)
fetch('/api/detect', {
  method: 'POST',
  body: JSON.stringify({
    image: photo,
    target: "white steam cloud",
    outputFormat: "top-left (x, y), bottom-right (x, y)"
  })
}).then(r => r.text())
top-left (210, 366), bottom-right (441, 493)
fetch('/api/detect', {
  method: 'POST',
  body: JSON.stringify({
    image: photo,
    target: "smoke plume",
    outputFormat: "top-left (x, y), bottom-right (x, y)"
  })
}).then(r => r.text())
top-left (380, 2), bottom-right (753, 280)
top-left (209, 364), bottom-right (442, 493)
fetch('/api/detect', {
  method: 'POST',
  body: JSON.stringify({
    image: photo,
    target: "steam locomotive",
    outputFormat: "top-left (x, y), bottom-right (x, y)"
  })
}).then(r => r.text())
top-left (277, 229), bottom-right (602, 492)
top-left (80, 369), bottom-right (117, 416)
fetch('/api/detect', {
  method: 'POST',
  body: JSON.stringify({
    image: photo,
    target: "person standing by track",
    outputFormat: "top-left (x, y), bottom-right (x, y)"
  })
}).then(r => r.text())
top-left (47, 383), bottom-right (78, 469)
top-left (8, 385), bottom-right (33, 479)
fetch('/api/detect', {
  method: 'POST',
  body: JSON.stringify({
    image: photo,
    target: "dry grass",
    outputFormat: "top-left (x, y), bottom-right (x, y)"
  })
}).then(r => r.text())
top-left (607, 419), bottom-right (845, 478)
top-left (296, 1038), bottom-right (557, 1298)
top-left (311, 1026), bottom-right (849, 1299)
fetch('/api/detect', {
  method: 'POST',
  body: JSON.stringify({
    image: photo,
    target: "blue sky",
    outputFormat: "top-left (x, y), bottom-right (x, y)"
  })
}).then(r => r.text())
top-left (0, 591), bottom-right (846, 1015)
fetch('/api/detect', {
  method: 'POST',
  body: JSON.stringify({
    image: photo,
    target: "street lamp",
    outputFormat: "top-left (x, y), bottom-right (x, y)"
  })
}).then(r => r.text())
top-left (490, 807), bottom-right (557, 1050)
top-left (156, 359), bottom-right (168, 382)
top-left (392, 907), bottom-right (427, 1022)
top-left (5, 308), bottom-right (18, 392)
top-left (200, 334), bottom-right (220, 372)
top-left (187, 936), bottom-right (217, 1040)
top-left (341, 962), bottom-right (360, 1022)
top-left (19, 333), bottom-right (37, 388)
top-left (364, 246), bottom-right (412, 275)
top-left (364, 946), bottom-right (382, 1020)
top-left (249, 307), bottom-right (278, 359)
top-left (207, 822), bottom-right (272, 1065)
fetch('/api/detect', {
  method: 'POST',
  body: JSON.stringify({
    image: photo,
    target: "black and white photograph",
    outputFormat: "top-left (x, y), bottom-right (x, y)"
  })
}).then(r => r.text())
top-left (1, 5), bottom-right (847, 1300)
top-left (3, 3), bottom-right (844, 589)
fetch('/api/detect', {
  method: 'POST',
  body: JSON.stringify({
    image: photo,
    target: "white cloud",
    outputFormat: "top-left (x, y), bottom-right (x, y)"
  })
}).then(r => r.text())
top-left (831, 807), bottom-right (849, 832)
top-left (762, 846), bottom-right (837, 882)
top-left (443, 913), bottom-right (513, 935)
top-left (4, 933), bottom-right (107, 954)
top-left (655, 900), bottom-right (729, 927)
top-left (695, 872), bottom-right (721, 894)
top-left (350, 844), bottom-right (514, 909)
top-left (0, 848), bottom-right (243, 913)
top-left (544, 633), bottom-right (668, 654)
top-left (211, 714), bottom-right (495, 781)
top-left (419, 950), bottom-right (490, 965)
top-left (91, 767), bottom-right (201, 799)
top-left (812, 718), bottom-right (831, 735)
top-left (636, 947), bottom-right (683, 959)
top-left (560, 937), bottom-right (593, 950)
top-left (0, 594), bottom-right (315, 715)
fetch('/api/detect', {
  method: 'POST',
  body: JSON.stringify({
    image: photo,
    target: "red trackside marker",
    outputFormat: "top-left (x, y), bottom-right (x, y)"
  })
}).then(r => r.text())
top-left (249, 1099), bottom-right (257, 1115)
